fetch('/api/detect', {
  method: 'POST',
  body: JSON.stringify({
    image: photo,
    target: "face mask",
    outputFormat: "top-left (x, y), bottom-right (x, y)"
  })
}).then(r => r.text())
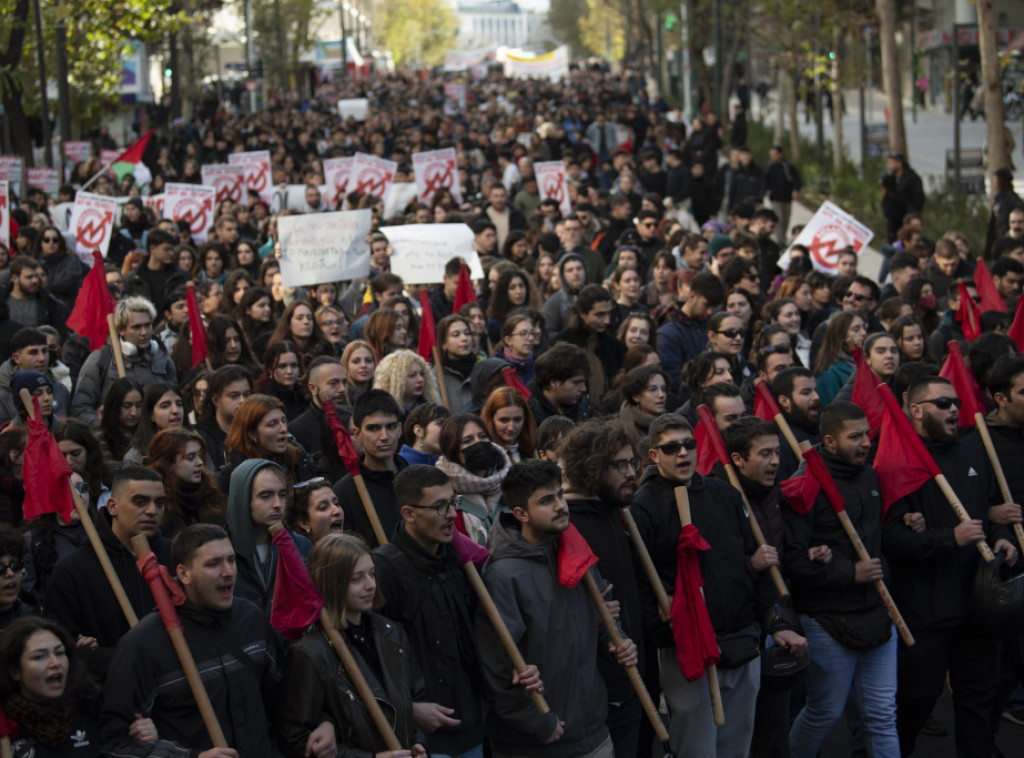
top-left (919, 292), bottom-right (937, 311)
top-left (461, 441), bottom-right (505, 476)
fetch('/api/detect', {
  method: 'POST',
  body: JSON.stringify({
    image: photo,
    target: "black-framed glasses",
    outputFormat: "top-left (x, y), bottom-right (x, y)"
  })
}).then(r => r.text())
top-left (609, 458), bottom-right (641, 476)
top-left (844, 291), bottom-right (869, 302)
top-left (409, 494), bottom-right (463, 516)
top-left (654, 438), bottom-right (698, 456)
top-left (0, 560), bottom-right (24, 576)
top-left (716, 329), bottom-right (744, 339)
top-left (915, 397), bottom-right (961, 410)
top-left (762, 344), bottom-right (792, 356)
top-left (293, 477), bottom-right (327, 490)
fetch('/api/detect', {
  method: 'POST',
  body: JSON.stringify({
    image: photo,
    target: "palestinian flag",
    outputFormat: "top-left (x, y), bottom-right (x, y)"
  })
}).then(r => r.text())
top-left (110, 131), bottom-right (153, 187)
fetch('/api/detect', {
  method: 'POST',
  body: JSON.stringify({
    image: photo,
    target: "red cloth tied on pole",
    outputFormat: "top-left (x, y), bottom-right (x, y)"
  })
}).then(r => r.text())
top-left (66, 250), bottom-right (116, 351)
top-left (938, 340), bottom-right (985, 427)
top-left (1009, 295), bottom-right (1024, 352)
top-left (186, 284), bottom-right (209, 368)
top-left (324, 399), bottom-right (361, 478)
top-left (974, 259), bottom-right (1008, 313)
top-left (501, 366), bottom-right (531, 399)
top-left (556, 523), bottom-right (598, 588)
top-left (694, 405), bottom-right (729, 476)
top-left (874, 383), bottom-right (942, 514)
top-left (453, 263), bottom-right (477, 312)
top-left (672, 523), bottom-right (720, 681)
top-left (136, 552), bottom-right (186, 630)
top-left (451, 530), bottom-right (491, 568)
top-left (753, 380), bottom-right (780, 422)
top-left (850, 347), bottom-right (886, 437)
top-left (781, 470), bottom-right (820, 515)
top-left (955, 281), bottom-right (982, 341)
top-left (270, 528), bottom-right (324, 640)
top-left (22, 398), bottom-right (74, 523)
top-left (803, 448), bottom-right (846, 513)
top-left (418, 289), bottom-right (436, 363)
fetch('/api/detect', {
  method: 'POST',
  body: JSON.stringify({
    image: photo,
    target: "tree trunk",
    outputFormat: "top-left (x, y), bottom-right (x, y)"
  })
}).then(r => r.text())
top-left (773, 58), bottom-right (784, 145)
top-left (0, 0), bottom-right (34, 161)
top-left (876, 0), bottom-right (906, 155)
top-left (788, 69), bottom-right (801, 161)
top-left (832, 24), bottom-right (843, 173)
top-left (976, 0), bottom-right (1007, 173)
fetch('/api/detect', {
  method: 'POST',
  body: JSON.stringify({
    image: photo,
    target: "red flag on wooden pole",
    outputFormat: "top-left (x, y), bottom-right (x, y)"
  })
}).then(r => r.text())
top-left (973, 259), bottom-right (1008, 313)
top-left (186, 283), bottom-right (209, 368)
top-left (66, 251), bottom-right (116, 351)
top-left (938, 341), bottom-right (985, 427)
top-left (850, 347), bottom-right (886, 437)
top-left (453, 263), bottom-right (477, 312)
top-left (22, 397), bottom-right (75, 523)
top-left (955, 281), bottom-right (982, 341)
top-left (1008, 295), bottom-right (1024, 352)
top-left (417, 289), bottom-right (436, 363)
top-left (874, 385), bottom-right (942, 515)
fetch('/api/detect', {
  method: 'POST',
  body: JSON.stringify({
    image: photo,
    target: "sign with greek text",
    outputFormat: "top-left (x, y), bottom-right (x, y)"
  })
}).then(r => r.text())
top-left (384, 223), bottom-right (483, 285)
top-left (27, 168), bottom-right (60, 197)
top-left (0, 157), bottom-right (24, 199)
top-left (278, 210), bottom-right (372, 286)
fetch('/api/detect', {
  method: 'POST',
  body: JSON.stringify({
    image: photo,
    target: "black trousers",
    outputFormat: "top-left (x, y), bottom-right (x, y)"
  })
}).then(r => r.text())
top-left (896, 625), bottom-right (999, 757)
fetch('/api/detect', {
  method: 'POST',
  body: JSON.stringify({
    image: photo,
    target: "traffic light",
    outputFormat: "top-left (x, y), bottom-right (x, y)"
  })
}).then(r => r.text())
top-left (164, 66), bottom-right (173, 78)
top-left (665, 13), bottom-right (679, 31)
top-left (253, 60), bottom-right (265, 78)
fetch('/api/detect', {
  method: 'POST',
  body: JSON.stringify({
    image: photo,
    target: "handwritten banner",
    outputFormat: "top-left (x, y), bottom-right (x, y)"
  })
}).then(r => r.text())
top-left (384, 223), bottom-right (483, 285)
top-left (337, 98), bottom-right (369, 121)
top-left (278, 210), bottom-right (372, 287)
top-left (324, 157), bottom-right (353, 209)
top-left (535, 160), bottom-right (571, 216)
top-left (165, 183), bottom-right (215, 244)
top-left (228, 150), bottom-right (273, 204)
top-left (351, 153), bottom-right (396, 201)
top-left (201, 164), bottom-right (247, 204)
top-left (68, 191), bottom-right (118, 262)
top-left (0, 157), bottom-right (24, 199)
top-left (27, 167), bottom-right (60, 198)
top-left (413, 148), bottom-right (462, 205)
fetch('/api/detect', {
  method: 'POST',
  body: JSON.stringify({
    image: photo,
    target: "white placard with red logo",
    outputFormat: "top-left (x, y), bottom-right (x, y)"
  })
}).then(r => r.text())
top-left (228, 150), bottom-right (273, 204)
top-left (351, 153), bottom-right (397, 201)
top-left (337, 98), bottom-right (369, 122)
top-left (278, 209), bottom-right (372, 287)
top-left (27, 167), bottom-right (60, 197)
top-left (0, 157), bottom-right (24, 199)
top-left (165, 183), bottom-right (215, 245)
top-left (413, 148), bottom-right (462, 206)
top-left (68, 191), bottom-right (118, 263)
top-left (535, 160), bottom-right (571, 217)
top-left (143, 194), bottom-right (165, 217)
top-left (324, 157), bottom-right (353, 209)
top-left (0, 182), bottom-right (9, 251)
top-left (778, 201), bottom-right (874, 274)
top-left (443, 82), bottom-right (466, 114)
top-left (385, 223), bottom-right (484, 285)
top-left (201, 164), bottom-right (247, 204)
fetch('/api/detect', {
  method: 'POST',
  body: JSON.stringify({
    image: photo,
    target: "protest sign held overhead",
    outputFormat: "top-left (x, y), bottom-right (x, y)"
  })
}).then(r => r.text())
top-left (278, 209), bottom-right (372, 287)
top-left (413, 148), bottom-right (462, 205)
top-left (386, 223), bottom-right (484, 285)
top-left (68, 192), bottom-right (118, 262)
top-left (777, 201), bottom-right (873, 274)
top-left (165, 183), bottom-right (215, 244)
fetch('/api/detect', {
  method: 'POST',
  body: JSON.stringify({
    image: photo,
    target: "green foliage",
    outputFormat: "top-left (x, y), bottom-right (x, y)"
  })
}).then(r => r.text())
top-left (548, 0), bottom-right (594, 59)
top-left (376, 0), bottom-right (457, 67)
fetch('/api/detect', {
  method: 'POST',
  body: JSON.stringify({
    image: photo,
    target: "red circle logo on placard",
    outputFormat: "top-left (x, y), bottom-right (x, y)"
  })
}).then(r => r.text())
top-left (76, 209), bottom-right (109, 248)
top-left (809, 224), bottom-right (850, 270)
top-left (174, 197), bottom-right (209, 235)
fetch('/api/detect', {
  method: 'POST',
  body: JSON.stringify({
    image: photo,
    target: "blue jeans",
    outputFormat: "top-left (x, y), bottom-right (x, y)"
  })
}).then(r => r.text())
top-left (789, 615), bottom-right (899, 758)
top-left (432, 745), bottom-right (484, 758)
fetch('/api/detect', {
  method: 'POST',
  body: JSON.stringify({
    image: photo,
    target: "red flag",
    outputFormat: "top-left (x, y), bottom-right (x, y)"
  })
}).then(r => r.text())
top-left (781, 471), bottom-right (820, 515)
top-left (694, 405), bottom-right (729, 477)
top-left (753, 380), bottom-right (780, 422)
top-left (111, 131), bottom-right (152, 168)
top-left (501, 366), bottom-right (531, 399)
top-left (955, 281), bottom-right (982, 341)
top-left (803, 448), bottom-right (846, 513)
top-left (270, 527), bottom-right (324, 640)
top-left (22, 398), bottom-right (74, 523)
top-left (850, 347), bottom-right (886, 438)
top-left (323, 399), bottom-right (361, 478)
top-left (556, 523), bottom-right (598, 588)
top-left (136, 551), bottom-right (186, 630)
top-left (1008, 295), bottom-right (1024, 352)
top-left (418, 289), bottom-right (436, 363)
top-left (186, 284), bottom-right (208, 368)
top-left (453, 262), bottom-right (477, 312)
top-left (671, 523), bottom-right (720, 681)
top-left (65, 251), bottom-right (116, 350)
top-left (938, 340), bottom-right (984, 426)
top-left (973, 259), bottom-right (1008, 314)
top-left (452, 530), bottom-right (491, 568)
top-left (874, 384), bottom-right (941, 514)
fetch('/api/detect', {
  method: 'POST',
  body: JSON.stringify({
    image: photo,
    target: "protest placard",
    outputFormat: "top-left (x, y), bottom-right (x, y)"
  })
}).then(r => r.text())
top-left (383, 182), bottom-right (419, 220)
top-left (201, 164), bottom-right (247, 204)
top-left (413, 148), bottom-right (462, 205)
top-left (324, 157), bottom-right (353, 208)
top-left (351, 153), bottom-right (396, 200)
top-left (0, 157), bottom-right (24, 198)
top-left (27, 168), bottom-right (60, 198)
top-left (0, 183), bottom-right (9, 251)
top-left (337, 98), bottom-right (369, 121)
top-left (68, 192), bottom-right (118, 262)
top-left (535, 160), bottom-right (571, 216)
top-left (777, 201), bottom-right (874, 274)
top-left (228, 150), bottom-right (273, 204)
top-left (278, 210), bottom-right (372, 287)
top-left (271, 184), bottom-right (330, 213)
top-left (165, 183), bottom-right (215, 244)
top-left (143, 194), bottom-right (165, 217)
top-left (100, 149), bottom-right (120, 177)
top-left (504, 46), bottom-right (569, 81)
top-left (384, 223), bottom-right (483, 285)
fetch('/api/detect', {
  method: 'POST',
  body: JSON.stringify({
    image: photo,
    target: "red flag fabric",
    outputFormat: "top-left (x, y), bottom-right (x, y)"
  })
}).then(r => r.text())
top-left (186, 284), bottom-right (208, 368)
top-left (452, 530), bottom-right (491, 568)
top-left (323, 399), bottom-right (361, 478)
top-left (671, 524), bottom-right (720, 681)
top-left (556, 523), bottom-right (598, 588)
top-left (955, 281), bottom-right (982, 341)
top-left (973, 259), bottom-right (1008, 314)
top-left (874, 384), bottom-right (941, 514)
top-left (65, 251), bottom-right (116, 350)
top-left (694, 405), bottom-right (729, 476)
top-left (803, 448), bottom-right (846, 513)
top-left (22, 398), bottom-right (74, 523)
top-left (1008, 294), bottom-right (1024, 352)
top-left (418, 289), bottom-right (436, 363)
top-left (112, 130), bottom-right (152, 167)
top-left (136, 552), bottom-right (186, 630)
top-left (753, 380), bottom-right (780, 422)
top-left (453, 263), bottom-right (477, 312)
top-left (781, 472), bottom-right (820, 515)
top-left (270, 527), bottom-right (324, 640)
top-left (501, 366), bottom-right (532, 399)
top-left (850, 347), bottom-right (886, 437)
top-left (938, 340), bottom-right (984, 426)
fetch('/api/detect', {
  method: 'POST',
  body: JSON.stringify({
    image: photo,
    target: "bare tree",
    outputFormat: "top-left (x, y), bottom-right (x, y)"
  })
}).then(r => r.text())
top-left (875, 0), bottom-right (906, 155)
top-left (976, 0), bottom-right (1008, 172)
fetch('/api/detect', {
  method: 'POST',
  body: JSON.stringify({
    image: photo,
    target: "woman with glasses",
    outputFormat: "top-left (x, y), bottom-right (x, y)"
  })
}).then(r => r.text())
top-left (763, 297), bottom-right (812, 368)
top-left (373, 349), bottom-right (443, 417)
top-left (706, 311), bottom-right (755, 382)
top-left (255, 341), bottom-right (306, 422)
top-left (284, 477), bottom-right (344, 544)
top-left (435, 414), bottom-right (511, 545)
top-left (494, 313), bottom-right (539, 386)
top-left (481, 387), bottom-right (537, 463)
top-left (487, 269), bottom-right (539, 345)
top-left (54, 419), bottom-right (111, 512)
top-left (144, 427), bottom-right (226, 539)
top-left (33, 225), bottom-right (86, 303)
top-left (618, 364), bottom-right (671, 443)
top-left (399, 403), bottom-right (451, 467)
top-left (315, 306), bottom-right (347, 356)
top-left (122, 382), bottom-right (185, 466)
top-left (813, 312), bottom-right (867, 406)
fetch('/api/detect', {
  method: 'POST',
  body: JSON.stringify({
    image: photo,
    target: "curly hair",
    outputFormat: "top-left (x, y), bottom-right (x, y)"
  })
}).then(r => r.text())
top-left (487, 268), bottom-right (539, 321)
top-left (372, 349), bottom-right (442, 409)
top-left (556, 418), bottom-right (635, 497)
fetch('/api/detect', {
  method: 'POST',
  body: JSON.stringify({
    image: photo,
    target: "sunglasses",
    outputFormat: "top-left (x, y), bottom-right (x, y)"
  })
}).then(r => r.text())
top-left (654, 438), bottom-right (698, 456)
top-left (0, 560), bottom-right (24, 576)
top-left (42, 236), bottom-right (61, 244)
top-left (844, 292), bottom-right (869, 302)
top-left (915, 397), bottom-right (961, 410)
top-left (715, 329), bottom-right (744, 339)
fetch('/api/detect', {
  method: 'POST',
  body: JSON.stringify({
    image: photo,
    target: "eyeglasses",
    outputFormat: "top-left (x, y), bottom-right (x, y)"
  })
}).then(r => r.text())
top-left (761, 344), bottom-right (791, 356)
top-left (409, 494), bottom-right (463, 516)
top-left (844, 291), bottom-right (870, 303)
top-left (320, 319), bottom-right (341, 328)
top-left (654, 438), bottom-right (698, 456)
top-left (510, 330), bottom-right (537, 340)
top-left (715, 329), bottom-right (744, 339)
top-left (915, 397), bottom-right (961, 410)
top-left (646, 385), bottom-right (667, 395)
top-left (293, 477), bottom-right (327, 490)
top-left (0, 561), bottom-right (24, 576)
top-left (609, 457), bottom-right (641, 476)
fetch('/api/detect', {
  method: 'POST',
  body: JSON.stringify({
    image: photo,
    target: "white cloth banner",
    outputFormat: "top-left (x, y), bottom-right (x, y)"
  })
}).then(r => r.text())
top-left (69, 192), bottom-right (118, 262)
top-left (534, 161), bottom-right (571, 217)
top-left (777, 201), bottom-right (874, 274)
top-left (337, 98), bottom-right (369, 121)
top-left (504, 46), bottom-right (569, 81)
top-left (444, 46), bottom-right (495, 71)
top-left (351, 153), bottom-right (397, 200)
top-left (413, 148), bottom-right (462, 205)
top-left (165, 183), bottom-right (216, 244)
top-left (201, 164), bottom-right (247, 204)
top-left (384, 224), bottom-right (483, 285)
top-left (228, 150), bottom-right (273, 204)
top-left (324, 157), bottom-right (354, 208)
top-left (271, 184), bottom-right (330, 213)
top-left (278, 210), bottom-right (372, 287)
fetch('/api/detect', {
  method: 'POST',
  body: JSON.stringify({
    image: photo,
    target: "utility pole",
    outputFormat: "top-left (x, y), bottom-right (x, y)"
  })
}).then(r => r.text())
top-left (54, 0), bottom-right (71, 143)
top-left (32, 0), bottom-right (53, 166)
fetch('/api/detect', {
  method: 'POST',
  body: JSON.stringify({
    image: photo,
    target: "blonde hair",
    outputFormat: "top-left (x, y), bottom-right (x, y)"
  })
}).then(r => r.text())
top-left (373, 349), bottom-right (442, 407)
top-left (113, 296), bottom-right (157, 331)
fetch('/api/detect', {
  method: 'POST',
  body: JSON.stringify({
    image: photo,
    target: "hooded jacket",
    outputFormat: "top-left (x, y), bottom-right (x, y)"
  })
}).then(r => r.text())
top-left (475, 513), bottom-right (615, 757)
top-left (540, 253), bottom-right (586, 339)
top-left (333, 455), bottom-right (408, 548)
top-left (526, 378), bottom-right (598, 427)
top-left (225, 459), bottom-right (312, 614)
top-left (71, 340), bottom-right (177, 426)
top-left (551, 325), bottom-right (626, 399)
top-left (657, 310), bottom-right (710, 391)
top-left (0, 358), bottom-right (71, 425)
top-left (468, 357), bottom-right (509, 412)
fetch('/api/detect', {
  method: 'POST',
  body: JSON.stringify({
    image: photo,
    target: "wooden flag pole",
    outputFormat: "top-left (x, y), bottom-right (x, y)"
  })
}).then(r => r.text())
top-left (620, 507), bottom-right (672, 619)
top-left (972, 414), bottom-right (1024, 555)
top-left (753, 378), bottom-right (803, 457)
top-left (106, 313), bottom-right (127, 378)
top-left (354, 473), bottom-right (388, 546)
top-left (674, 486), bottom-right (725, 726)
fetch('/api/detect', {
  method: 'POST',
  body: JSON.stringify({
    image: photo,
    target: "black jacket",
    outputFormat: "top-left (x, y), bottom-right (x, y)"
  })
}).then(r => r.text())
top-left (374, 526), bottom-right (484, 755)
top-left (333, 455), bottom-right (408, 548)
top-left (259, 379), bottom-right (306, 421)
top-left (526, 379), bottom-right (598, 427)
top-left (100, 599), bottom-right (285, 758)
top-left (777, 416), bottom-right (821, 481)
top-left (289, 404), bottom-right (349, 483)
top-left (965, 413), bottom-right (1024, 505)
top-left (0, 283), bottom-right (70, 338)
top-left (550, 326), bottom-right (626, 397)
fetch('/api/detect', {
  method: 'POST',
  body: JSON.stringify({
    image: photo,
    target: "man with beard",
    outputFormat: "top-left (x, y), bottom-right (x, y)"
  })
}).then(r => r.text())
top-left (558, 419), bottom-right (645, 758)
top-left (773, 368), bottom-right (821, 480)
top-left (332, 390), bottom-right (407, 547)
top-left (632, 414), bottom-right (798, 756)
top-left (289, 356), bottom-right (352, 482)
top-left (883, 376), bottom-right (1019, 757)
